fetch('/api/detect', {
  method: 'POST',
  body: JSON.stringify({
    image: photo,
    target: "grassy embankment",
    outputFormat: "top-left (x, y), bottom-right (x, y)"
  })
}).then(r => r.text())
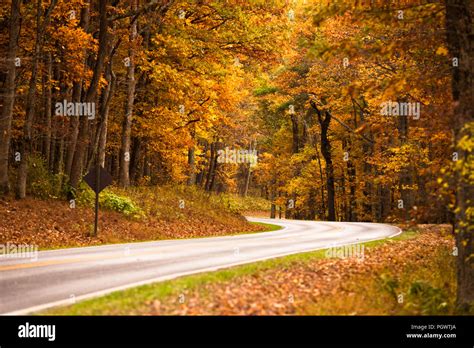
top-left (0, 182), bottom-right (274, 250)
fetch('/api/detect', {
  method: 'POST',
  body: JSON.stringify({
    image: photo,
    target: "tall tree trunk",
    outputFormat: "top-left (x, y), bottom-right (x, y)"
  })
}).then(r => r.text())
top-left (347, 155), bottom-right (357, 221)
top-left (196, 141), bottom-right (207, 186)
top-left (98, 33), bottom-right (119, 168)
top-left (0, 0), bottom-right (21, 195)
top-left (88, 47), bottom-right (117, 170)
top-left (242, 164), bottom-right (251, 197)
top-left (119, 0), bottom-right (138, 187)
top-left (54, 119), bottom-right (65, 174)
top-left (205, 142), bottom-right (216, 191)
top-left (208, 146), bottom-right (219, 192)
top-left (397, 104), bottom-right (412, 221)
top-left (291, 113), bottom-right (299, 153)
top-left (65, 4), bottom-right (88, 182)
top-left (43, 52), bottom-right (53, 168)
top-left (187, 127), bottom-right (196, 186)
top-left (65, 83), bottom-right (82, 177)
top-left (315, 139), bottom-right (326, 217)
top-left (70, 0), bottom-right (108, 190)
top-left (98, 71), bottom-right (115, 168)
top-left (321, 118), bottom-right (335, 221)
top-left (307, 188), bottom-right (317, 220)
top-left (69, 116), bottom-right (89, 190)
top-left (270, 187), bottom-right (276, 219)
top-left (311, 101), bottom-right (336, 221)
top-left (17, 0), bottom-right (58, 199)
top-left (131, 138), bottom-right (144, 184)
top-left (445, 0), bottom-right (474, 309)
top-left (241, 140), bottom-right (255, 197)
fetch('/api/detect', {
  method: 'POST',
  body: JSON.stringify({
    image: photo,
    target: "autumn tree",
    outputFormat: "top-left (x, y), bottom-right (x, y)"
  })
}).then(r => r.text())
top-left (0, 0), bottom-right (20, 194)
top-left (445, 0), bottom-right (473, 309)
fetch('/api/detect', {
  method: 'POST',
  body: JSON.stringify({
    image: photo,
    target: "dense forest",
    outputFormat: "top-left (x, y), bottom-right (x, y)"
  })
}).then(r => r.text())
top-left (0, 0), bottom-right (472, 307)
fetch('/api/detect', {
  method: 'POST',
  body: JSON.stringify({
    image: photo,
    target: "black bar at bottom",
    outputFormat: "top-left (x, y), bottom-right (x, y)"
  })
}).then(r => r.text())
top-left (0, 316), bottom-right (472, 346)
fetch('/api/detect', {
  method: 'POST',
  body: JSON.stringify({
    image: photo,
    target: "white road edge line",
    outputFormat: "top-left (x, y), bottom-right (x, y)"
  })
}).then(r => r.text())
top-left (4, 224), bottom-right (402, 315)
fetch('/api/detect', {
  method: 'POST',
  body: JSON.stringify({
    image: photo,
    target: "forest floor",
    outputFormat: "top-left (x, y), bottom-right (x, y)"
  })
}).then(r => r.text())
top-left (0, 186), bottom-right (272, 250)
top-left (44, 224), bottom-right (470, 315)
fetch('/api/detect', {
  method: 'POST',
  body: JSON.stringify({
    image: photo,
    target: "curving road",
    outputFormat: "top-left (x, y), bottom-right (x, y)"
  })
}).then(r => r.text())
top-left (0, 217), bottom-right (401, 314)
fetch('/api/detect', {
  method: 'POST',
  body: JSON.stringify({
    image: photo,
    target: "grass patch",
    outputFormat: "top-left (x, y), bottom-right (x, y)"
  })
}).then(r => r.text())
top-left (1, 186), bottom-right (273, 250)
top-left (106, 185), bottom-right (271, 221)
top-left (242, 222), bottom-right (282, 233)
top-left (304, 243), bottom-right (457, 315)
top-left (210, 194), bottom-right (271, 214)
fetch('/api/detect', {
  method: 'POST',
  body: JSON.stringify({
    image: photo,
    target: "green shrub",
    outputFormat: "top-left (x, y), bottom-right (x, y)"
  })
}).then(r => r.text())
top-left (76, 183), bottom-right (145, 219)
top-left (75, 182), bottom-right (95, 206)
top-left (26, 155), bottom-right (67, 199)
top-left (211, 194), bottom-right (271, 213)
top-left (406, 280), bottom-right (449, 315)
top-left (100, 192), bottom-right (145, 218)
top-left (378, 273), bottom-right (399, 297)
top-left (253, 86), bottom-right (278, 96)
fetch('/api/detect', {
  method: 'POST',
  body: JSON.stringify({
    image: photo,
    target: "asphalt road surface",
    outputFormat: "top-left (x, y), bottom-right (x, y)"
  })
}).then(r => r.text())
top-left (0, 217), bottom-right (401, 314)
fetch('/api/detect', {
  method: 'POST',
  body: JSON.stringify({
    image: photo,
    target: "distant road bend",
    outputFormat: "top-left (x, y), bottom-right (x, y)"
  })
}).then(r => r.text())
top-left (0, 217), bottom-right (401, 314)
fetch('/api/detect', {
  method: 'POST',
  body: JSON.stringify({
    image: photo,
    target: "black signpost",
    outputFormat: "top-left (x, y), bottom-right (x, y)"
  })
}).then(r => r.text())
top-left (83, 165), bottom-right (113, 236)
